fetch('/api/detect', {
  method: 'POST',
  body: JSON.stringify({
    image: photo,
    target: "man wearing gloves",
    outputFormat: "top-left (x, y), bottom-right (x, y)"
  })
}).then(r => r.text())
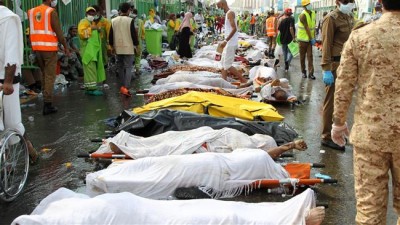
top-left (320, 0), bottom-right (354, 151)
top-left (296, 0), bottom-right (317, 79)
top-left (332, 0), bottom-right (400, 223)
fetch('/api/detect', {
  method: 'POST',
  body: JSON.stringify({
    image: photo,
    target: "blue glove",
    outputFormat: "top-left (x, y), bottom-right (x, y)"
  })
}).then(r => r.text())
top-left (310, 39), bottom-right (316, 45)
top-left (323, 71), bottom-right (334, 86)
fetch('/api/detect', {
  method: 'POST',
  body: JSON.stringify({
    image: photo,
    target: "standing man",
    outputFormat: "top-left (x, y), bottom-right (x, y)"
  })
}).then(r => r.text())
top-left (28, 0), bottom-right (69, 115)
top-left (109, 2), bottom-right (139, 97)
top-left (296, 0), bottom-right (316, 79)
top-left (250, 13), bottom-right (256, 35)
top-left (265, 11), bottom-right (278, 58)
top-left (320, 0), bottom-right (354, 151)
top-left (0, 2), bottom-right (38, 163)
top-left (278, 8), bottom-right (296, 72)
top-left (216, 0), bottom-right (246, 83)
top-left (194, 10), bottom-right (204, 31)
top-left (332, 1), bottom-right (400, 223)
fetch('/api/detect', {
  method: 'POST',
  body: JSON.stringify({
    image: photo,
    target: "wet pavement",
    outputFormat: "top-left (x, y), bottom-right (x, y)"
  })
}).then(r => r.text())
top-left (0, 53), bottom-right (397, 224)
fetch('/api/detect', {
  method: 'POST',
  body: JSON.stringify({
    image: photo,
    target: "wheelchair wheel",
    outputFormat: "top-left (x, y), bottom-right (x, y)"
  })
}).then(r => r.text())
top-left (0, 129), bottom-right (29, 202)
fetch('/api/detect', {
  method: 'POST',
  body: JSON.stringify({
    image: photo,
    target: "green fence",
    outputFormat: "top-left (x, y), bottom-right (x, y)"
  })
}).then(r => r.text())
top-left (110, 0), bottom-right (182, 20)
top-left (3, 0), bottom-right (184, 68)
top-left (58, 0), bottom-right (98, 32)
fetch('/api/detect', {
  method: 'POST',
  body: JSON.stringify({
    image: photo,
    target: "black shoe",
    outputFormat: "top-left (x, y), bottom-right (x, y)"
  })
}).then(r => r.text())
top-left (308, 74), bottom-right (316, 80)
top-left (284, 62), bottom-right (289, 71)
top-left (43, 103), bottom-right (58, 115)
top-left (302, 73), bottom-right (307, 78)
top-left (321, 139), bottom-right (345, 151)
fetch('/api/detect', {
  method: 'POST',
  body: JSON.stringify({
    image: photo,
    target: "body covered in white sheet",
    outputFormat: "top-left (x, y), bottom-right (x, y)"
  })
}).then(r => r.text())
top-left (95, 127), bottom-right (278, 159)
top-left (86, 149), bottom-right (289, 198)
top-left (12, 187), bottom-right (320, 225)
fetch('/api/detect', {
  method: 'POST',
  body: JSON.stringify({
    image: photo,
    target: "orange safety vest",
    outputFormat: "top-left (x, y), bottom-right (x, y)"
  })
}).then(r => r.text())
top-left (266, 16), bottom-right (277, 37)
top-left (28, 5), bottom-right (58, 51)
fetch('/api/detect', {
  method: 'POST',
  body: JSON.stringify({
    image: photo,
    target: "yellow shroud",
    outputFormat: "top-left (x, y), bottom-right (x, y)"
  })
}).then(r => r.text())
top-left (133, 91), bottom-right (284, 122)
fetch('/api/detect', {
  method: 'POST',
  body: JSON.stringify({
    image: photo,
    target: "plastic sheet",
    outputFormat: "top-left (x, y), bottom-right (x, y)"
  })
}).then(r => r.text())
top-left (115, 109), bottom-right (297, 145)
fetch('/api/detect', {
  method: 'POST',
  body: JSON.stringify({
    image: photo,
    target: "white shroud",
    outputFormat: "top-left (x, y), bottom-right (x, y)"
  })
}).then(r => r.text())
top-left (12, 187), bottom-right (316, 225)
top-left (95, 127), bottom-right (278, 159)
top-left (86, 149), bottom-right (289, 199)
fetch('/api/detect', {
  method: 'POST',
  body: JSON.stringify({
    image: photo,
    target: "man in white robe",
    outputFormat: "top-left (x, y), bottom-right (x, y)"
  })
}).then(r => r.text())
top-left (0, 3), bottom-right (38, 163)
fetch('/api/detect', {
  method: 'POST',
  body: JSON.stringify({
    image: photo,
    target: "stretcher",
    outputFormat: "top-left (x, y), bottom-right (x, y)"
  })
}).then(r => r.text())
top-left (84, 150), bottom-right (337, 199)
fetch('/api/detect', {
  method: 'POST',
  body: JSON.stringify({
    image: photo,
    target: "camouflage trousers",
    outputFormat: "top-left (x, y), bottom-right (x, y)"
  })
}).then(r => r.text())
top-left (354, 146), bottom-right (400, 225)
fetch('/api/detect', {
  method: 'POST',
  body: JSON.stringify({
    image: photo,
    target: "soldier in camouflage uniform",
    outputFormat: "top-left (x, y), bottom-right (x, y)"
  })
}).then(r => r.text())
top-left (320, 0), bottom-right (354, 151)
top-left (331, 0), bottom-right (400, 224)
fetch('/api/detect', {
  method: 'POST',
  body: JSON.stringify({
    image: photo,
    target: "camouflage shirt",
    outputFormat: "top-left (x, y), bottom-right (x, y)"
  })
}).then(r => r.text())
top-left (321, 9), bottom-right (354, 71)
top-left (334, 12), bottom-right (400, 151)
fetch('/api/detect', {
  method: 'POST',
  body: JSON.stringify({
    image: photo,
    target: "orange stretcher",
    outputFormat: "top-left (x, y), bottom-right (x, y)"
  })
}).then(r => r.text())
top-left (250, 163), bottom-right (337, 196)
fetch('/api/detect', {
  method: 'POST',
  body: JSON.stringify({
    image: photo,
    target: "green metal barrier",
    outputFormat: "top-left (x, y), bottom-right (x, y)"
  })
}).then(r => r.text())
top-left (58, 0), bottom-right (98, 33)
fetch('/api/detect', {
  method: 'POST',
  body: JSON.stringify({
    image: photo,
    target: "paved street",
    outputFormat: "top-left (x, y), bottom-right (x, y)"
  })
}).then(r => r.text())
top-left (0, 52), bottom-right (397, 224)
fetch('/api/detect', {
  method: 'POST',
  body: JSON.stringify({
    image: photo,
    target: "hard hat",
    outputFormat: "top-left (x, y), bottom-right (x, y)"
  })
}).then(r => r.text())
top-left (85, 7), bottom-right (96, 13)
top-left (284, 8), bottom-right (292, 14)
top-left (301, 0), bottom-right (310, 6)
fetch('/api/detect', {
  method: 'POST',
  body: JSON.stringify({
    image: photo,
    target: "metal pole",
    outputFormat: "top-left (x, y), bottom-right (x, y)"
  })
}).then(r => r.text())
top-left (105, 0), bottom-right (111, 18)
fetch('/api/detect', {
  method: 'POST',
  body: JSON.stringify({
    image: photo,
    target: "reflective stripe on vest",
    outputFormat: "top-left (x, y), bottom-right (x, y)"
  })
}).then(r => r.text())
top-left (266, 17), bottom-right (276, 36)
top-left (297, 10), bottom-right (316, 42)
top-left (28, 5), bottom-right (58, 51)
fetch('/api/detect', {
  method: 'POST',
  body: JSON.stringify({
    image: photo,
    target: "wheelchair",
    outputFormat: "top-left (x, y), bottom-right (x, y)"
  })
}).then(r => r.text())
top-left (0, 91), bottom-right (30, 202)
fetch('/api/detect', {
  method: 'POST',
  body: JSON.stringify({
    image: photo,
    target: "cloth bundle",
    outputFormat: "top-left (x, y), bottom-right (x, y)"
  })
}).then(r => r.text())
top-left (95, 126), bottom-right (278, 159)
top-left (86, 149), bottom-right (289, 199)
top-left (155, 72), bottom-right (238, 89)
top-left (12, 187), bottom-right (315, 225)
top-left (147, 87), bottom-right (247, 103)
top-left (148, 82), bottom-right (253, 96)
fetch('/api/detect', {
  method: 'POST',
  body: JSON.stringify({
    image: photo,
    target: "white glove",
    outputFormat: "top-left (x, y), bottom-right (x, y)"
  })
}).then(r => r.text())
top-left (331, 123), bottom-right (350, 147)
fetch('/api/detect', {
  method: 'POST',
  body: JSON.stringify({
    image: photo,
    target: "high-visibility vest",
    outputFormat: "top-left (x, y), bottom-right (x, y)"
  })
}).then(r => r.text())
top-left (296, 10), bottom-right (316, 42)
top-left (28, 5), bottom-right (58, 51)
top-left (266, 16), bottom-right (277, 37)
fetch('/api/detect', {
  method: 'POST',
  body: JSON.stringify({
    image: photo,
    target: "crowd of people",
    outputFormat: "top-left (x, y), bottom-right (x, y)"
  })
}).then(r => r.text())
top-left (0, 0), bottom-right (399, 224)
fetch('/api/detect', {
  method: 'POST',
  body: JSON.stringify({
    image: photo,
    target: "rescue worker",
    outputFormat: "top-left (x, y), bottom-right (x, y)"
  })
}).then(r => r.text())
top-left (78, 7), bottom-right (106, 96)
top-left (320, 0), bottom-right (354, 151)
top-left (296, 0), bottom-right (316, 79)
top-left (0, 2), bottom-right (39, 163)
top-left (167, 14), bottom-right (176, 45)
top-left (175, 13), bottom-right (182, 33)
top-left (265, 11), bottom-right (278, 58)
top-left (109, 3), bottom-right (139, 97)
top-left (91, 5), bottom-right (111, 89)
top-left (331, 0), bottom-right (400, 223)
top-left (28, 0), bottom-right (69, 115)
